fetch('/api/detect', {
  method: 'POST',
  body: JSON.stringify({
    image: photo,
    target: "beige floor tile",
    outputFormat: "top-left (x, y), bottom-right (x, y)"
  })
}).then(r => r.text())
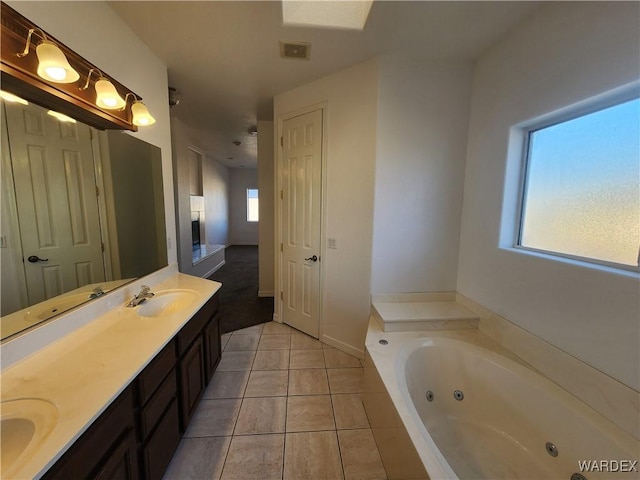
top-left (324, 348), bottom-right (362, 368)
top-left (183, 399), bottom-right (241, 437)
top-left (284, 431), bottom-right (344, 480)
top-left (253, 350), bottom-right (290, 370)
top-left (217, 350), bottom-right (256, 371)
top-left (262, 321), bottom-right (293, 334)
top-left (289, 349), bottom-right (325, 369)
top-left (328, 368), bottom-right (365, 394)
top-left (258, 334), bottom-right (291, 350)
top-left (286, 395), bottom-right (335, 432)
top-left (332, 394), bottom-right (370, 429)
top-left (164, 436), bottom-right (230, 480)
top-left (244, 370), bottom-right (289, 397)
top-left (224, 334), bottom-right (260, 351)
top-left (233, 323), bottom-right (265, 335)
top-left (221, 434), bottom-right (284, 480)
top-left (338, 429), bottom-right (387, 480)
top-left (291, 332), bottom-right (323, 350)
top-left (288, 369), bottom-right (330, 395)
top-left (221, 333), bottom-right (231, 350)
top-left (235, 396), bottom-right (286, 435)
top-left (204, 370), bottom-right (250, 399)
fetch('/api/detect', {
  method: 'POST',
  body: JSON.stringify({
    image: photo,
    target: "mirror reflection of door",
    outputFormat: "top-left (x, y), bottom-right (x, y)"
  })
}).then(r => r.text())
top-left (3, 101), bottom-right (105, 307)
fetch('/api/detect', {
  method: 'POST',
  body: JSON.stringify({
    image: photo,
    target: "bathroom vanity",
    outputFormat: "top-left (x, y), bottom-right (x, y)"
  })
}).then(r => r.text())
top-left (0, 271), bottom-right (222, 480)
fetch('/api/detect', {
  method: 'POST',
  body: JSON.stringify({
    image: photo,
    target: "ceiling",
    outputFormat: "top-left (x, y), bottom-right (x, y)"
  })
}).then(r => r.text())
top-left (109, 1), bottom-right (541, 168)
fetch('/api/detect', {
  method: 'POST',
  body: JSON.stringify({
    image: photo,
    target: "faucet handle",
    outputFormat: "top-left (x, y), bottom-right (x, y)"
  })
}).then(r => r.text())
top-left (140, 285), bottom-right (151, 294)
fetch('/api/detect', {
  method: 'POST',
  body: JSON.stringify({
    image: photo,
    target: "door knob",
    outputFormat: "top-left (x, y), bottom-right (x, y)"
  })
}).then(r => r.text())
top-left (304, 255), bottom-right (318, 262)
top-left (27, 255), bottom-right (49, 263)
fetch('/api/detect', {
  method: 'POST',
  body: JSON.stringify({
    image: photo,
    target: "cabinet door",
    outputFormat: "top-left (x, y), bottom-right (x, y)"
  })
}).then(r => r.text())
top-left (142, 398), bottom-right (181, 480)
top-left (203, 313), bottom-right (221, 384)
top-left (94, 428), bottom-right (139, 480)
top-left (177, 335), bottom-right (205, 430)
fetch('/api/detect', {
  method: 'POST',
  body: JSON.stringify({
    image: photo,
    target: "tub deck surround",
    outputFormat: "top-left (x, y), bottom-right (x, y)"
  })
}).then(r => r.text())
top-left (364, 319), bottom-right (640, 480)
top-left (371, 293), bottom-right (479, 332)
top-left (0, 272), bottom-right (221, 480)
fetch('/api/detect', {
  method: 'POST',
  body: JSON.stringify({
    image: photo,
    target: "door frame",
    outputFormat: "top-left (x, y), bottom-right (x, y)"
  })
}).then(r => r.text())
top-left (274, 102), bottom-right (328, 340)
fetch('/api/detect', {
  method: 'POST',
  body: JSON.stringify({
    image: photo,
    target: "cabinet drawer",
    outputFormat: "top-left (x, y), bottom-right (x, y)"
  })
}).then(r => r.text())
top-left (140, 368), bottom-right (178, 440)
top-left (176, 293), bottom-right (218, 356)
top-left (142, 398), bottom-right (181, 480)
top-left (137, 340), bottom-right (176, 406)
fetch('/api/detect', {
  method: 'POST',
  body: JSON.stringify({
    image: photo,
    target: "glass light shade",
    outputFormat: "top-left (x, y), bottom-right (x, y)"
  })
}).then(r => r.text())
top-left (95, 78), bottom-right (126, 110)
top-left (35, 41), bottom-right (79, 83)
top-left (131, 101), bottom-right (156, 126)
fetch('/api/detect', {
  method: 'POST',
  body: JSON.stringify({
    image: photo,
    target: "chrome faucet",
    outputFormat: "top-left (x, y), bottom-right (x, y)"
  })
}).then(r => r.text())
top-left (127, 285), bottom-right (155, 307)
top-left (89, 286), bottom-right (105, 299)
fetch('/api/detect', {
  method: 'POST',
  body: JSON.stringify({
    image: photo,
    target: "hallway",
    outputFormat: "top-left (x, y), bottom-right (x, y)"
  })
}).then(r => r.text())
top-left (209, 246), bottom-right (274, 334)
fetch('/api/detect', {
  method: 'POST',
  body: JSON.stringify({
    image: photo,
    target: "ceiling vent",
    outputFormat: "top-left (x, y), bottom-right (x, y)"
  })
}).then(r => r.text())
top-left (280, 41), bottom-right (311, 60)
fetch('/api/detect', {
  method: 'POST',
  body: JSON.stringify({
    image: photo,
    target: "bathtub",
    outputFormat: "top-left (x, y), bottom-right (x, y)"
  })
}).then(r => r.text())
top-left (364, 330), bottom-right (639, 480)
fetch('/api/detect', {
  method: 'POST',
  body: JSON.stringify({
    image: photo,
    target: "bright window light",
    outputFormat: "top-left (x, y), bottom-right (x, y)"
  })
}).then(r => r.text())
top-left (282, 0), bottom-right (374, 30)
top-left (247, 189), bottom-right (259, 222)
top-left (518, 97), bottom-right (640, 269)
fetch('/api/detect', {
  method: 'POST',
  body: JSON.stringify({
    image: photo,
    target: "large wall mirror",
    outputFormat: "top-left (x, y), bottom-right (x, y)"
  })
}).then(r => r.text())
top-left (1, 98), bottom-right (167, 340)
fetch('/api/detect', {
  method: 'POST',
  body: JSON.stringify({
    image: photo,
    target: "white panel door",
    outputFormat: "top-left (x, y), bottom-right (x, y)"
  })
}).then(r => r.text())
top-left (5, 102), bottom-right (105, 305)
top-left (281, 109), bottom-right (323, 338)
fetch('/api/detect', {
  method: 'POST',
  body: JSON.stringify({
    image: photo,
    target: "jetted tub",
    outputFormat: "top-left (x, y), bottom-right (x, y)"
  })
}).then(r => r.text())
top-left (365, 332), bottom-right (639, 480)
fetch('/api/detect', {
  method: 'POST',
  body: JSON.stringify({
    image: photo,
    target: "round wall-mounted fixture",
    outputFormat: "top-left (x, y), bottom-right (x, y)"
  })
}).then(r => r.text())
top-left (168, 87), bottom-right (180, 107)
top-left (248, 126), bottom-right (258, 136)
top-left (232, 140), bottom-right (242, 147)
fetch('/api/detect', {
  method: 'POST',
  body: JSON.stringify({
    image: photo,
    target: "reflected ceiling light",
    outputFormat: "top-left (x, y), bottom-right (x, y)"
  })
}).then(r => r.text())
top-left (81, 68), bottom-right (126, 110)
top-left (0, 91), bottom-right (28, 105)
top-left (17, 28), bottom-right (79, 83)
top-left (47, 110), bottom-right (76, 123)
top-left (282, 0), bottom-right (374, 30)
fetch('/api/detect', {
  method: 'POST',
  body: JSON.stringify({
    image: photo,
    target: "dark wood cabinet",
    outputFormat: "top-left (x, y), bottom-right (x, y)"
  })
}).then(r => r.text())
top-left (204, 313), bottom-right (221, 383)
top-left (177, 335), bottom-right (205, 430)
top-left (42, 291), bottom-right (221, 480)
top-left (43, 388), bottom-right (139, 480)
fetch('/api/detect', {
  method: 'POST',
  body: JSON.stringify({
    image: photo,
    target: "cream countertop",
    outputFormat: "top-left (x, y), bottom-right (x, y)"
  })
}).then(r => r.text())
top-left (0, 272), bottom-right (221, 480)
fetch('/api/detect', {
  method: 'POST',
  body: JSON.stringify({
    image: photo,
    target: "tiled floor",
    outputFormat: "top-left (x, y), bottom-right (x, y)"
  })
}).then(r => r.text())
top-left (163, 322), bottom-right (387, 480)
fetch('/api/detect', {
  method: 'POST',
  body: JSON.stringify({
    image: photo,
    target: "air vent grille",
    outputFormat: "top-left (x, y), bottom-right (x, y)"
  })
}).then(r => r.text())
top-left (280, 41), bottom-right (311, 60)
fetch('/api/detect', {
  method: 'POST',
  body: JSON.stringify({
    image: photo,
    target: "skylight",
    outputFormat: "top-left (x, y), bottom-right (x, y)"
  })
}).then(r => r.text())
top-left (282, 1), bottom-right (374, 31)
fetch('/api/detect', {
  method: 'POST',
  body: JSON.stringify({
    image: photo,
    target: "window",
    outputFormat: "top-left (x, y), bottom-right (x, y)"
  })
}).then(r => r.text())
top-left (247, 188), bottom-right (259, 222)
top-left (518, 97), bottom-right (639, 270)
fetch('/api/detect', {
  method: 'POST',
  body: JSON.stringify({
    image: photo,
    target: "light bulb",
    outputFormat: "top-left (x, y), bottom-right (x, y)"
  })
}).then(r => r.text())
top-left (35, 41), bottom-right (79, 84)
top-left (95, 78), bottom-right (126, 110)
top-left (131, 101), bottom-right (156, 126)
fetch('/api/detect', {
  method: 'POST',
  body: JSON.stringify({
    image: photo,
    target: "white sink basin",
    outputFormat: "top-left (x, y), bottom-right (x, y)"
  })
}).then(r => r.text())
top-left (134, 289), bottom-right (199, 318)
top-left (1, 398), bottom-right (58, 477)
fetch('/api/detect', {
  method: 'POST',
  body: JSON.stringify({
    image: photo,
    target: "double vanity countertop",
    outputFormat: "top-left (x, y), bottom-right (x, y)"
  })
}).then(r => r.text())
top-left (0, 272), bottom-right (221, 479)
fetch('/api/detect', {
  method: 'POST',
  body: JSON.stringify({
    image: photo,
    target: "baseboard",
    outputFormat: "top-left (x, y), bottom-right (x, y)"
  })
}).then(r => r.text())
top-left (202, 260), bottom-right (225, 279)
top-left (258, 290), bottom-right (274, 297)
top-left (321, 334), bottom-right (365, 360)
top-left (273, 313), bottom-right (280, 323)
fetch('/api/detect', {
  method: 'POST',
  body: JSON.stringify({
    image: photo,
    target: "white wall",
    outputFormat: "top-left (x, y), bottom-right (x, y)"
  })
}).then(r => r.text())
top-left (228, 168), bottom-right (259, 245)
top-left (274, 59), bottom-right (378, 355)
top-left (457, 2), bottom-right (640, 390)
top-left (8, 1), bottom-right (177, 268)
top-left (204, 158), bottom-right (230, 246)
top-left (372, 56), bottom-right (473, 294)
top-left (258, 121), bottom-right (275, 296)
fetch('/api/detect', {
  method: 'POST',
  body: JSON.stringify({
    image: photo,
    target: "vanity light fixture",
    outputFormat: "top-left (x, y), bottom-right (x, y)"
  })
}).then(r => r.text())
top-left (47, 110), bottom-right (76, 123)
top-left (82, 68), bottom-right (126, 110)
top-left (0, 90), bottom-right (28, 105)
top-left (17, 28), bottom-right (79, 83)
top-left (122, 93), bottom-right (156, 126)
